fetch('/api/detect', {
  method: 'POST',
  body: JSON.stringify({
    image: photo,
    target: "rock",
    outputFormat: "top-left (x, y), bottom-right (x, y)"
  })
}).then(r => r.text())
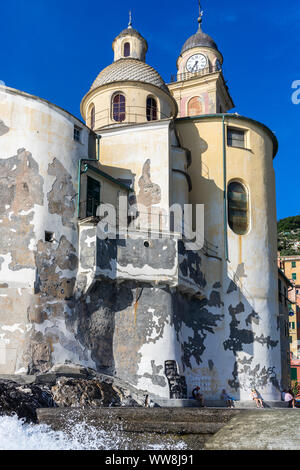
top-left (51, 377), bottom-right (143, 408)
top-left (0, 364), bottom-right (158, 422)
top-left (48, 363), bottom-right (90, 377)
top-left (43, 363), bottom-right (156, 407)
top-left (0, 380), bottom-right (56, 423)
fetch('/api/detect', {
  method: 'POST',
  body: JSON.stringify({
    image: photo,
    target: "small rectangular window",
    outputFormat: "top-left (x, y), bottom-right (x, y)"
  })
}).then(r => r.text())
top-left (292, 261), bottom-right (296, 268)
top-left (86, 177), bottom-right (100, 217)
top-left (292, 273), bottom-right (297, 281)
top-left (74, 126), bottom-right (81, 142)
top-left (45, 231), bottom-right (54, 243)
top-left (227, 127), bottom-right (246, 148)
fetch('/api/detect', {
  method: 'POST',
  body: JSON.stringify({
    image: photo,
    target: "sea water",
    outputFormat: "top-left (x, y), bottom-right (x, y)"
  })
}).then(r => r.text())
top-left (0, 415), bottom-right (188, 450)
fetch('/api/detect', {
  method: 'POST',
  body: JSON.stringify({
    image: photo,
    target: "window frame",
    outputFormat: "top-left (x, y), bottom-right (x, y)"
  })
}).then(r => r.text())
top-left (124, 42), bottom-right (130, 57)
top-left (227, 126), bottom-right (247, 149)
top-left (111, 93), bottom-right (126, 123)
top-left (86, 176), bottom-right (101, 218)
top-left (74, 125), bottom-right (82, 143)
top-left (146, 96), bottom-right (158, 121)
top-left (227, 180), bottom-right (250, 236)
top-left (90, 104), bottom-right (95, 130)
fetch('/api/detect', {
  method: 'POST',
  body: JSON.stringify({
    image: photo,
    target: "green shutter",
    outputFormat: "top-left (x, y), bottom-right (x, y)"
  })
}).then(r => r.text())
top-left (291, 368), bottom-right (298, 381)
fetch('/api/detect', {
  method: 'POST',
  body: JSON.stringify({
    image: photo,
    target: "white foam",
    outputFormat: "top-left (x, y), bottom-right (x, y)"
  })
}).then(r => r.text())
top-left (0, 415), bottom-right (187, 450)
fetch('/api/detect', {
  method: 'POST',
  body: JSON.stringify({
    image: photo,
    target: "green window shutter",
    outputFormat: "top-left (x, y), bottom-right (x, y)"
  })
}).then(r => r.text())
top-left (291, 368), bottom-right (298, 381)
top-left (292, 261), bottom-right (296, 268)
top-left (292, 273), bottom-right (297, 281)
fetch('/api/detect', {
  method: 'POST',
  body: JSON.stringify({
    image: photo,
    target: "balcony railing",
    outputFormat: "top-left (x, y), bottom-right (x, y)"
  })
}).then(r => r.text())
top-left (91, 106), bottom-right (172, 130)
top-left (79, 205), bottom-right (219, 258)
top-left (170, 64), bottom-right (221, 83)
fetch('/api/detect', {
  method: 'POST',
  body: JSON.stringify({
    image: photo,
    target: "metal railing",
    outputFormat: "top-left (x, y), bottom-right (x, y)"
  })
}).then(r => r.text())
top-left (91, 106), bottom-right (172, 130)
top-left (170, 64), bottom-right (221, 83)
top-left (79, 204), bottom-right (219, 257)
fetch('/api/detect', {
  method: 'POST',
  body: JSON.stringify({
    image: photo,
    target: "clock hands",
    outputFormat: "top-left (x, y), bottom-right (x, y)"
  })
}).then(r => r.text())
top-left (192, 61), bottom-right (198, 72)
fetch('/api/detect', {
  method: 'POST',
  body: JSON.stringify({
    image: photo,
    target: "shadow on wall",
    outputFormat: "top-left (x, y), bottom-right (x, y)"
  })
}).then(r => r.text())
top-left (173, 124), bottom-right (280, 400)
top-left (71, 128), bottom-right (281, 400)
top-left (72, 236), bottom-right (280, 400)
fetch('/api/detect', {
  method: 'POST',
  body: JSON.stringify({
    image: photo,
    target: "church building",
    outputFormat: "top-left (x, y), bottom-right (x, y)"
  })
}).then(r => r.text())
top-left (0, 7), bottom-right (283, 404)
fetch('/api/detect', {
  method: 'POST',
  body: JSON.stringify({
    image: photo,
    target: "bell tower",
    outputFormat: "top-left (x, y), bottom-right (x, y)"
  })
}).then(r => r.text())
top-left (168, 1), bottom-right (234, 117)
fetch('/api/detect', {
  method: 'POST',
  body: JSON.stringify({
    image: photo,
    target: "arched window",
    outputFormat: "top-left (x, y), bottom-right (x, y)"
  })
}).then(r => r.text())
top-left (124, 42), bottom-right (130, 57)
top-left (227, 181), bottom-right (249, 235)
top-left (112, 94), bottom-right (126, 122)
top-left (90, 105), bottom-right (95, 130)
top-left (188, 96), bottom-right (203, 116)
top-left (146, 97), bottom-right (157, 121)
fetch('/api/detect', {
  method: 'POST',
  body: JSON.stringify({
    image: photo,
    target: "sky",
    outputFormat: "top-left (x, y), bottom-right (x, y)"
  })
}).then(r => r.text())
top-left (0, 0), bottom-right (299, 221)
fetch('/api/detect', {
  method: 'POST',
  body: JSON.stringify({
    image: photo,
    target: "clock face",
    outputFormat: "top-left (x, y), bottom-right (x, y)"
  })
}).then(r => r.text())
top-left (186, 54), bottom-right (207, 73)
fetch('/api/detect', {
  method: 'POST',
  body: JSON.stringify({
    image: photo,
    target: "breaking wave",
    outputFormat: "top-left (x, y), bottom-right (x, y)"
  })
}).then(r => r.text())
top-left (0, 415), bottom-right (188, 450)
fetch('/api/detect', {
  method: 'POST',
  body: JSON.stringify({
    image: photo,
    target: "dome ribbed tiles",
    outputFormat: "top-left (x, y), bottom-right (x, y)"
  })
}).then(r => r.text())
top-left (90, 59), bottom-right (169, 93)
top-left (181, 30), bottom-right (219, 55)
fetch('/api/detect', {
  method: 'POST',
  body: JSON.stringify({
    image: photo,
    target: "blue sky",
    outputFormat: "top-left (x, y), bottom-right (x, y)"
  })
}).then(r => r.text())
top-left (0, 0), bottom-right (299, 221)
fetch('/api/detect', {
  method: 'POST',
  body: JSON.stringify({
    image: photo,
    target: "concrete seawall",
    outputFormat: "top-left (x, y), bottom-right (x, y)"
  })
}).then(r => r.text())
top-left (37, 408), bottom-right (300, 450)
top-left (37, 408), bottom-right (237, 450)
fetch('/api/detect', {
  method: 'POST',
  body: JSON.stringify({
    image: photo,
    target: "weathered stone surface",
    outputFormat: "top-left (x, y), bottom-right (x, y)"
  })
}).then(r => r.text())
top-left (37, 407), bottom-right (238, 450)
top-left (0, 365), bottom-right (157, 423)
top-left (0, 120), bottom-right (9, 136)
top-left (51, 377), bottom-right (143, 407)
top-left (204, 410), bottom-right (300, 450)
top-left (0, 148), bottom-right (44, 271)
top-left (0, 379), bottom-right (55, 423)
top-left (47, 158), bottom-right (76, 229)
top-left (46, 364), bottom-right (151, 407)
top-left (137, 159), bottom-right (161, 207)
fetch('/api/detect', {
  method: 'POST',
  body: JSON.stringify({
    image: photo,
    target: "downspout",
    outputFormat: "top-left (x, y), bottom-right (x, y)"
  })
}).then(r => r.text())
top-left (96, 134), bottom-right (101, 162)
top-left (77, 134), bottom-right (102, 218)
top-left (222, 114), bottom-right (229, 261)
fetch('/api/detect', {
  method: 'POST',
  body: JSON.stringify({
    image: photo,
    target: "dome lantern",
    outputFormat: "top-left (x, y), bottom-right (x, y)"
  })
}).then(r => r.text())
top-left (112, 13), bottom-right (148, 62)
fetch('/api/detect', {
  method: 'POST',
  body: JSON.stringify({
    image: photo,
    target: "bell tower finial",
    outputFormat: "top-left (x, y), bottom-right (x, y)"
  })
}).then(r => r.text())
top-left (128, 10), bottom-right (132, 29)
top-left (198, 0), bottom-right (203, 31)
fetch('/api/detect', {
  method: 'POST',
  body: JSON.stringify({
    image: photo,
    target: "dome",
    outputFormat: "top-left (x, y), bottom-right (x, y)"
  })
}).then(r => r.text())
top-left (181, 29), bottom-right (219, 55)
top-left (90, 58), bottom-right (169, 93)
top-left (115, 27), bottom-right (145, 42)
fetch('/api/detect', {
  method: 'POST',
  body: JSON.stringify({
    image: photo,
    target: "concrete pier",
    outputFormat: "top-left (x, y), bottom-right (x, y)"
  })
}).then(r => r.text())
top-left (37, 408), bottom-right (300, 450)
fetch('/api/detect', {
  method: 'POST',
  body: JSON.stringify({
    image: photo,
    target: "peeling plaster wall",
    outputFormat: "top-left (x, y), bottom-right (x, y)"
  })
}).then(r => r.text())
top-left (0, 87), bottom-right (282, 404)
top-left (0, 87), bottom-right (95, 373)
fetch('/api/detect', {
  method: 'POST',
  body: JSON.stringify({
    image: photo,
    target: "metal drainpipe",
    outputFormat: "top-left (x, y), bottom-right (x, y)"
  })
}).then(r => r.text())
top-left (77, 134), bottom-right (102, 218)
top-left (222, 114), bottom-right (229, 261)
top-left (97, 134), bottom-right (101, 162)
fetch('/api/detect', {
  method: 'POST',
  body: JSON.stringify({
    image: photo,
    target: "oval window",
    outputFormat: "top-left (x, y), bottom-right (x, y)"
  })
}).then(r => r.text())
top-left (227, 181), bottom-right (249, 235)
top-left (112, 94), bottom-right (126, 122)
